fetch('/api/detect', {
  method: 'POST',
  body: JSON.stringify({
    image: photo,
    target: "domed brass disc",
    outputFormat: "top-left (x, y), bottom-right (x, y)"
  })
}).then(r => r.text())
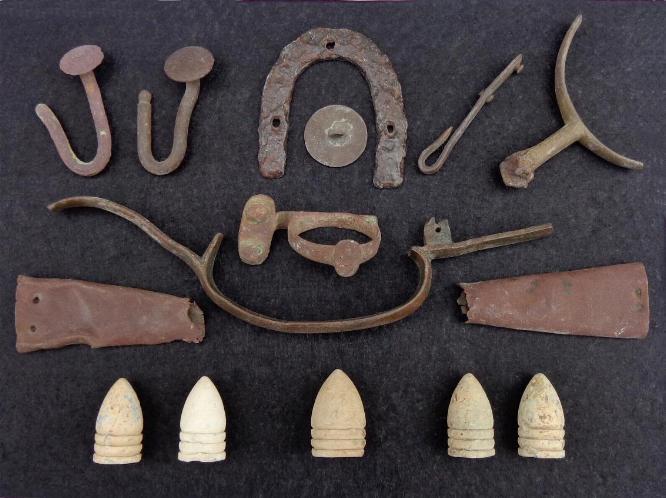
top-left (304, 105), bottom-right (368, 168)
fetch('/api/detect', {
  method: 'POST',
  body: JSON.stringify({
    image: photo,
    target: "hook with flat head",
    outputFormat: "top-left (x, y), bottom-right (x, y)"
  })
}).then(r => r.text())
top-left (35, 45), bottom-right (112, 177)
top-left (137, 46), bottom-right (214, 176)
top-left (500, 15), bottom-right (644, 188)
top-left (418, 55), bottom-right (524, 175)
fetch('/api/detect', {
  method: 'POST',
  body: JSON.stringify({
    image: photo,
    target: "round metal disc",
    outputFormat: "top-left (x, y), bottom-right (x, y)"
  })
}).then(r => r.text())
top-left (164, 46), bottom-right (214, 83)
top-left (59, 45), bottom-right (104, 76)
top-left (304, 105), bottom-right (367, 168)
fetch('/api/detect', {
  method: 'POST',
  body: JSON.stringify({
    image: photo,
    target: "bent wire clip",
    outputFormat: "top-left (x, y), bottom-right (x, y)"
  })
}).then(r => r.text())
top-left (418, 54), bottom-right (524, 175)
top-left (35, 45), bottom-right (112, 177)
top-left (49, 196), bottom-right (553, 334)
top-left (500, 15), bottom-right (644, 188)
top-left (137, 46), bottom-right (214, 175)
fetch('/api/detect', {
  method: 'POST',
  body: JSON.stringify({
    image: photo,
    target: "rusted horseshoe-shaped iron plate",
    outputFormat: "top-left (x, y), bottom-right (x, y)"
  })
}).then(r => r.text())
top-left (258, 28), bottom-right (408, 189)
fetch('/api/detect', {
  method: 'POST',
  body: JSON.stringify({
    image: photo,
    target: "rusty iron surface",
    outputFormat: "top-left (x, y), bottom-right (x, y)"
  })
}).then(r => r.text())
top-left (137, 46), bottom-right (214, 176)
top-left (49, 196), bottom-right (553, 334)
top-left (258, 27), bottom-right (407, 188)
top-left (419, 55), bottom-right (523, 175)
top-left (238, 194), bottom-right (380, 277)
top-left (459, 263), bottom-right (649, 339)
top-left (15, 275), bottom-right (205, 353)
top-left (35, 45), bottom-right (112, 177)
top-left (304, 105), bottom-right (368, 168)
top-left (500, 15), bottom-right (644, 188)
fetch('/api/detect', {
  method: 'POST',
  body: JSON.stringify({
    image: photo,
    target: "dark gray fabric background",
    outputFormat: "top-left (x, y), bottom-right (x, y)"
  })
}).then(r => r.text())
top-left (0, 0), bottom-right (663, 496)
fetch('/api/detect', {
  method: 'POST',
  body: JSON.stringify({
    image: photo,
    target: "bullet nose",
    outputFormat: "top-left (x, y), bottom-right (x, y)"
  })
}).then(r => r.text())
top-left (178, 376), bottom-right (227, 463)
top-left (311, 369), bottom-right (366, 458)
top-left (517, 373), bottom-right (566, 459)
top-left (93, 378), bottom-right (143, 465)
top-left (447, 373), bottom-right (495, 458)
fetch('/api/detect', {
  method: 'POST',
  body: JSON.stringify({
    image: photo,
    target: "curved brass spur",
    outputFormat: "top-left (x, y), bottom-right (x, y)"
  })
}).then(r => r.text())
top-left (500, 15), bottom-right (644, 188)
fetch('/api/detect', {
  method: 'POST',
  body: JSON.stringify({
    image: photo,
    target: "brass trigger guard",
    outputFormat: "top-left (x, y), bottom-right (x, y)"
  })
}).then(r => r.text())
top-left (48, 196), bottom-right (553, 334)
top-left (238, 194), bottom-right (381, 277)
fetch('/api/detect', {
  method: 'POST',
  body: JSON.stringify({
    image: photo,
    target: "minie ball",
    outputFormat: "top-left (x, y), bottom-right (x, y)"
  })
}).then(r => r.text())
top-left (447, 373), bottom-right (495, 458)
top-left (93, 378), bottom-right (143, 464)
top-left (310, 369), bottom-right (366, 458)
top-left (178, 376), bottom-right (227, 462)
top-left (517, 373), bottom-right (565, 459)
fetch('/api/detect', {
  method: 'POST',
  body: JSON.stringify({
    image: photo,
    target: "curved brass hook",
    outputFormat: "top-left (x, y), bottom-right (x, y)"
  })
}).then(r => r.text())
top-left (418, 55), bottom-right (524, 175)
top-left (138, 46), bottom-right (214, 176)
top-left (35, 45), bottom-right (112, 177)
top-left (48, 196), bottom-right (552, 334)
top-left (500, 15), bottom-right (644, 188)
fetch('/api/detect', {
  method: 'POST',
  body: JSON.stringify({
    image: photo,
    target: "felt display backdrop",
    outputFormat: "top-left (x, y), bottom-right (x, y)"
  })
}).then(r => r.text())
top-left (0, 0), bottom-right (663, 496)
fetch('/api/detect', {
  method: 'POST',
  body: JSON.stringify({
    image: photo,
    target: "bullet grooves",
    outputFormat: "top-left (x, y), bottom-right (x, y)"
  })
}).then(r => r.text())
top-left (88, 373), bottom-right (567, 462)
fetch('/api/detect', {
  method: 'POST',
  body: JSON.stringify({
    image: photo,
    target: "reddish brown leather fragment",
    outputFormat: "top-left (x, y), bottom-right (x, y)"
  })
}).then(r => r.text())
top-left (15, 276), bottom-right (205, 353)
top-left (459, 263), bottom-right (649, 339)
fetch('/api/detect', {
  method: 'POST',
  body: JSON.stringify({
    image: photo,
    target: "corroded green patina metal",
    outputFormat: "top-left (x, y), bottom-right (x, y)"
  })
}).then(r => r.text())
top-left (238, 194), bottom-right (380, 277)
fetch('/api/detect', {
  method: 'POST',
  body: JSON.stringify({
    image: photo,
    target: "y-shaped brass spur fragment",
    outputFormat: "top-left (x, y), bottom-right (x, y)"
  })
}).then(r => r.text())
top-left (137, 46), bottom-right (214, 175)
top-left (500, 15), bottom-right (644, 188)
top-left (35, 45), bottom-right (112, 177)
top-left (419, 55), bottom-right (524, 175)
top-left (49, 196), bottom-right (552, 334)
top-left (238, 194), bottom-right (380, 277)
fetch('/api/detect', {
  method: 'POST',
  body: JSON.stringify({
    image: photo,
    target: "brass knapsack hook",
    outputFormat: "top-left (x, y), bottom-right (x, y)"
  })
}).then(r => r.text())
top-left (35, 45), bottom-right (112, 177)
top-left (137, 46), bottom-right (214, 176)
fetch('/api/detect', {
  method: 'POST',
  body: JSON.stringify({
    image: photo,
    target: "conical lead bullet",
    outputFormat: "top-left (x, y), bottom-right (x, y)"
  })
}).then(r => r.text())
top-left (93, 378), bottom-right (143, 464)
top-left (517, 373), bottom-right (565, 459)
top-left (447, 373), bottom-right (495, 458)
top-left (178, 376), bottom-right (227, 462)
top-left (311, 369), bottom-right (366, 458)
